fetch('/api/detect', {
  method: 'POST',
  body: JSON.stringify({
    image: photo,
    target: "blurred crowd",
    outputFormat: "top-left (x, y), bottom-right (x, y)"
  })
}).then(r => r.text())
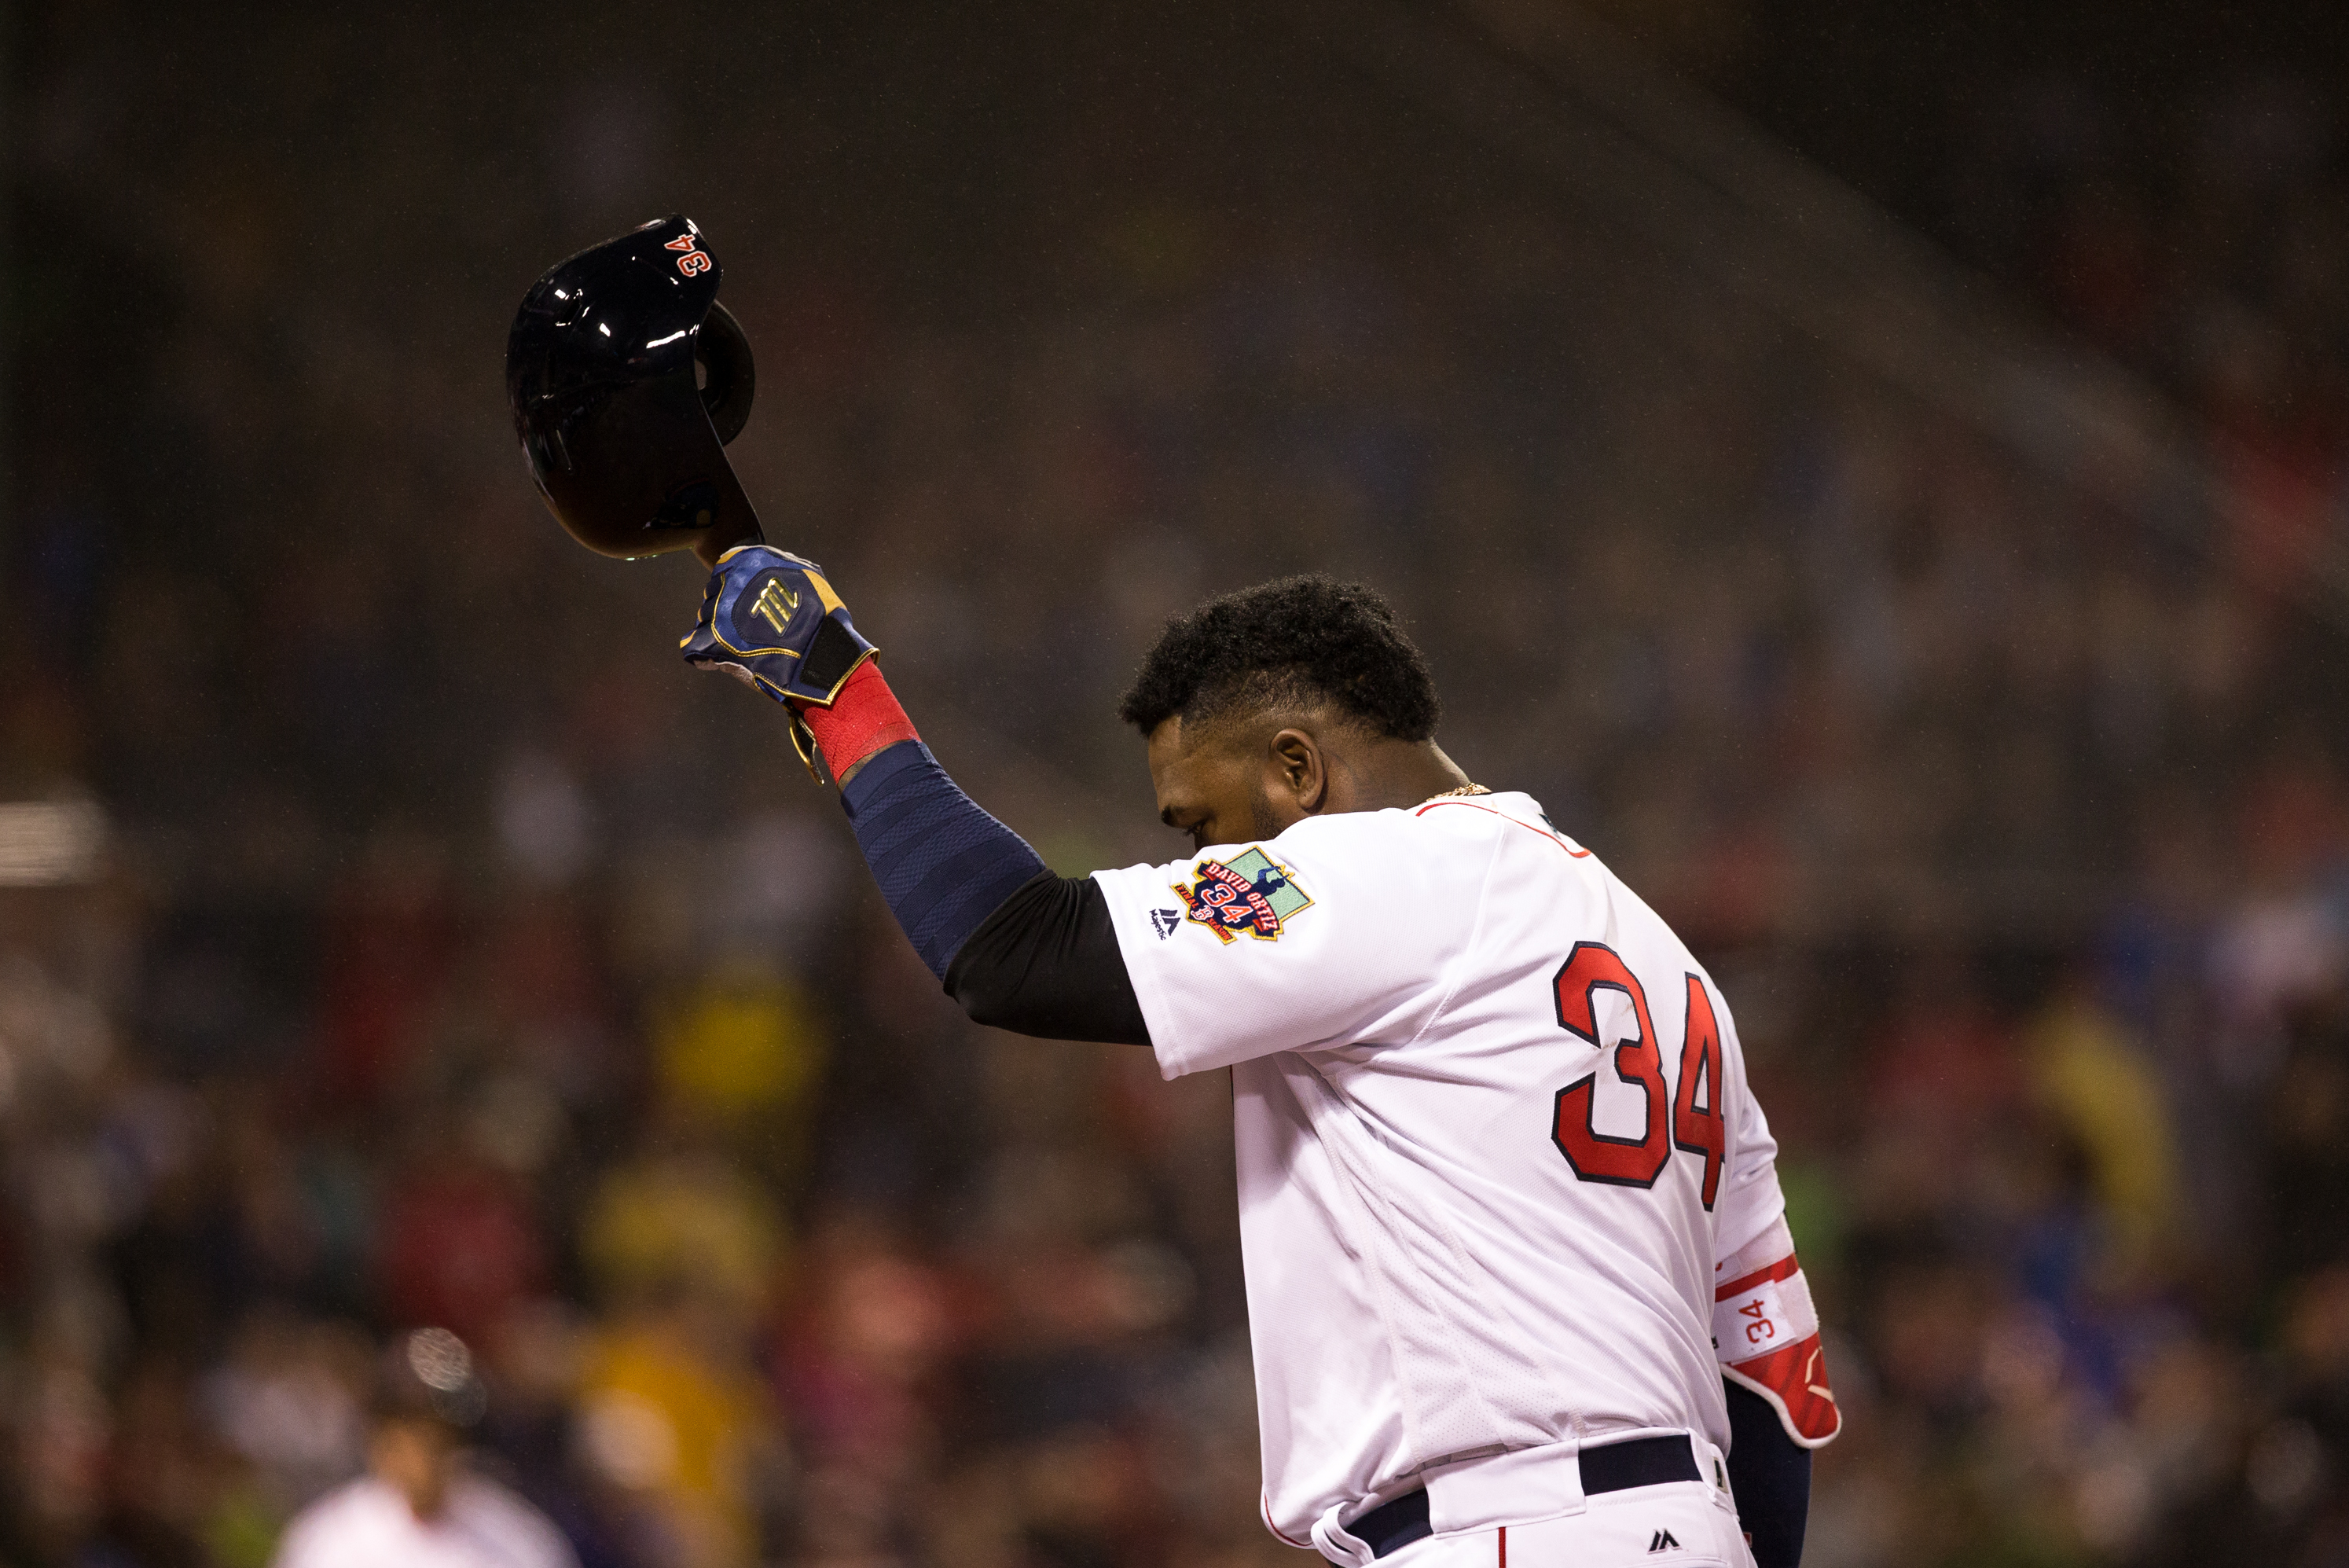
top-left (6, 5), bottom-right (2349, 1566)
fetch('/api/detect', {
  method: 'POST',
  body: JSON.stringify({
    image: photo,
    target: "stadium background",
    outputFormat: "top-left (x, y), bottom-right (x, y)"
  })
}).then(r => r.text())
top-left (7, 2), bottom-right (2349, 1563)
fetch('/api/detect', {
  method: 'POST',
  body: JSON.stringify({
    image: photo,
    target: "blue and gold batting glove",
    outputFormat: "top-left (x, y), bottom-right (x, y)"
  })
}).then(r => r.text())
top-left (681, 545), bottom-right (876, 707)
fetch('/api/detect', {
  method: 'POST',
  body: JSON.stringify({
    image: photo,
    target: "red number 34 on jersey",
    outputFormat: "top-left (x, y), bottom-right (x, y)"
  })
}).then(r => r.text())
top-left (1548, 942), bottom-right (1725, 1206)
top-left (1547, 940), bottom-right (1840, 1447)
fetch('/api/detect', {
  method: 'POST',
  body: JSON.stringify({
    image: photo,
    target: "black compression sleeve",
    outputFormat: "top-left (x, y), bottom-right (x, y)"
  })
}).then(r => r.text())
top-left (1724, 1379), bottom-right (1811, 1568)
top-left (943, 870), bottom-right (1151, 1045)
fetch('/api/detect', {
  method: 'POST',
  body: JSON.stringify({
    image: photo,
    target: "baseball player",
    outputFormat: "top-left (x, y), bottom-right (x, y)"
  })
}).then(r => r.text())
top-left (681, 559), bottom-right (1838, 1566)
top-left (272, 1330), bottom-right (578, 1568)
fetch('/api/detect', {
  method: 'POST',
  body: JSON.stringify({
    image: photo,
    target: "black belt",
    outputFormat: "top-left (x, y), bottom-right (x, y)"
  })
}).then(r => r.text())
top-left (1337, 1434), bottom-right (1703, 1561)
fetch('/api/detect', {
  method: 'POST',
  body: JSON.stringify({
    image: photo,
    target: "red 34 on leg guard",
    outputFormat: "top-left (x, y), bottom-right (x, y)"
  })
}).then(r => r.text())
top-left (797, 660), bottom-right (920, 784)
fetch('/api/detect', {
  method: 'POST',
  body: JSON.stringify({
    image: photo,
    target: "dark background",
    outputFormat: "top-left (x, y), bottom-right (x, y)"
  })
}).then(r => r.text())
top-left (6, 3), bottom-right (2349, 1565)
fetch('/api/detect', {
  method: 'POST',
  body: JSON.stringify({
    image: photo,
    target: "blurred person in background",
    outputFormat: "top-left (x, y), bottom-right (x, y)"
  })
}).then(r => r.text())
top-left (270, 1328), bottom-right (576, 1568)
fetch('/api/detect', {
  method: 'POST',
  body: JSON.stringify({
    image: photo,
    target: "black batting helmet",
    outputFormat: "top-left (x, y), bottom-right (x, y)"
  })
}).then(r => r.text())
top-left (506, 215), bottom-right (762, 564)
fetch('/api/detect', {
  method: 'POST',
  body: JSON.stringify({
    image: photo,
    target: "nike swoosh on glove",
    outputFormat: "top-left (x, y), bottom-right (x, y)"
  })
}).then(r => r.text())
top-left (680, 544), bottom-right (876, 707)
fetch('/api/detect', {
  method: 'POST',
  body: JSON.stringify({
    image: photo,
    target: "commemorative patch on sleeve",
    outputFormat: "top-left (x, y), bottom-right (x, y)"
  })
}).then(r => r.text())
top-left (1171, 848), bottom-right (1312, 943)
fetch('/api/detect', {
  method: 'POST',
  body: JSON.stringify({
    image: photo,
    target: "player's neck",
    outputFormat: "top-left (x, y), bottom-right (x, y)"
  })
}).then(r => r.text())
top-left (1331, 739), bottom-right (1477, 814)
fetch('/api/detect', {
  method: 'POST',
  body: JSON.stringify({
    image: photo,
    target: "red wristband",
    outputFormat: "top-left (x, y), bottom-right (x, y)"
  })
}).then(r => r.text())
top-left (798, 659), bottom-right (919, 779)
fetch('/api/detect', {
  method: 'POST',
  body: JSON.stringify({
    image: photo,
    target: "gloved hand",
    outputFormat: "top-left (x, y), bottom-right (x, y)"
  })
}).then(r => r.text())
top-left (681, 544), bottom-right (875, 707)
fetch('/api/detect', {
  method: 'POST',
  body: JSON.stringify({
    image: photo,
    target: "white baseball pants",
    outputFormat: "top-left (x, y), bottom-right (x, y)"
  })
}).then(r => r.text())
top-left (1376, 1480), bottom-right (1755, 1568)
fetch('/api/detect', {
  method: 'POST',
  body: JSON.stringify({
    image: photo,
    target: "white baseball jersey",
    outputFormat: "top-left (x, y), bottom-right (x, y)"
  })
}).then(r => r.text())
top-left (1093, 791), bottom-right (1793, 1551)
top-left (272, 1474), bottom-right (578, 1568)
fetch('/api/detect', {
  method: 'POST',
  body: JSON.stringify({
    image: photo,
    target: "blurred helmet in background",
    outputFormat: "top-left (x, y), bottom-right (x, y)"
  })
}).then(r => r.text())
top-left (376, 1325), bottom-right (489, 1430)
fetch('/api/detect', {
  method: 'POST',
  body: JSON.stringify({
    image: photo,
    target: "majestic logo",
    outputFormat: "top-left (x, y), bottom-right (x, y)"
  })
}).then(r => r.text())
top-left (1150, 909), bottom-right (1182, 940)
top-left (1172, 847), bottom-right (1311, 944)
top-left (749, 575), bottom-right (801, 635)
top-left (1647, 1530), bottom-right (1682, 1552)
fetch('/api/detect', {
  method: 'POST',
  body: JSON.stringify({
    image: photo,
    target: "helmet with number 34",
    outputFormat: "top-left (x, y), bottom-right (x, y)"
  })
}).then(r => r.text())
top-left (505, 215), bottom-right (763, 566)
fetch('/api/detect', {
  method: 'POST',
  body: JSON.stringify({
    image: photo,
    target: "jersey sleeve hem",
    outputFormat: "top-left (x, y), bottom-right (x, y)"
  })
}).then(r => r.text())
top-left (1091, 867), bottom-right (1192, 1079)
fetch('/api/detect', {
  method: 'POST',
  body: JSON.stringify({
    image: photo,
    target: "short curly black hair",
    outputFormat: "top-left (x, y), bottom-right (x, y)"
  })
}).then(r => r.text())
top-left (1116, 575), bottom-right (1441, 741)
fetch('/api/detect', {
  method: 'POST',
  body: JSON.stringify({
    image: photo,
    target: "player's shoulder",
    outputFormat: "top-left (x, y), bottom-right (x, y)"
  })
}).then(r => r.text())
top-left (1098, 792), bottom-right (1572, 945)
top-left (449, 1473), bottom-right (578, 1567)
top-left (289, 1478), bottom-right (399, 1526)
top-left (1277, 789), bottom-right (1565, 852)
top-left (273, 1478), bottom-right (406, 1563)
top-left (1223, 792), bottom-right (1573, 922)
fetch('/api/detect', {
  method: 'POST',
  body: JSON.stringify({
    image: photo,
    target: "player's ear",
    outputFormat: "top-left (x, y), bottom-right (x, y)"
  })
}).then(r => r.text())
top-left (1267, 728), bottom-right (1327, 813)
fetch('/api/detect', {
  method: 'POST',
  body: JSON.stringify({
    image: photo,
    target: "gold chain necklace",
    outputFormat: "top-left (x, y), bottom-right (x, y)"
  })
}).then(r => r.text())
top-left (1420, 782), bottom-right (1492, 804)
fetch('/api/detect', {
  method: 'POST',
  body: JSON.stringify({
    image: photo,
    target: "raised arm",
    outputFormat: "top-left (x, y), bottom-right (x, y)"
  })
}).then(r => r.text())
top-left (680, 545), bottom-right (1148, 1043)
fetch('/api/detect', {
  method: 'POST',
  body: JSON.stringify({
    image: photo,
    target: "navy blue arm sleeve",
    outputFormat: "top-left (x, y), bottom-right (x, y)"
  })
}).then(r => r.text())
top-left (1724, 1379), bottom-right (1811, 1568)
top-left (839, 740), bottom-right (1050, 979)
top-left (837, 742), bottom-right (1151, 1045)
